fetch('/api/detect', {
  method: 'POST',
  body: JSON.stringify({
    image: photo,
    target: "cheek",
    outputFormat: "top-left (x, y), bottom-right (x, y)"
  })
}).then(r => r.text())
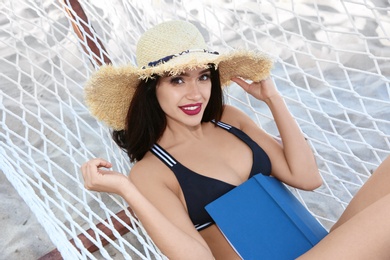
top-left (202, 83), bottom-right (212, 99)
top-left (156, 88), bottom-right (169, 111)
top-left (155, 87), bottom-right (164, 104)
top-left (156, 86), bottom-right (179, 112)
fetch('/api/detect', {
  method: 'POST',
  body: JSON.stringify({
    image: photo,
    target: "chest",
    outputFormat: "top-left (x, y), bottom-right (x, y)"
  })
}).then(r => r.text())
top-left (169, 128), bottom-right (254, 186)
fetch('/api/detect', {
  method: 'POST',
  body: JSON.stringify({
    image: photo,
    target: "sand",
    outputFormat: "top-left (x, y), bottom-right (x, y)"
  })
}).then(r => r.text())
top-left (0, 172), bottom-right (53, 259)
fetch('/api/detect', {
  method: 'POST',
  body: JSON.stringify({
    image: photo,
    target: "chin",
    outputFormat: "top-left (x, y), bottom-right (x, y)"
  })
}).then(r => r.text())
top-left (182, 115), bottom-right (204, 127)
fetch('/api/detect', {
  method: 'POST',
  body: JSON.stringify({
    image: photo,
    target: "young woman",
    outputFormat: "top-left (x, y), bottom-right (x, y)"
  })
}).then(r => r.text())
top-left (82, 20), bottom-right (390, 259)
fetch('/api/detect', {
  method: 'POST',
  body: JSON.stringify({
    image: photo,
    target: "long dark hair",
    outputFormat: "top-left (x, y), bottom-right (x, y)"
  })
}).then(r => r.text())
top-left (113, 64), bottom-right (224, 162)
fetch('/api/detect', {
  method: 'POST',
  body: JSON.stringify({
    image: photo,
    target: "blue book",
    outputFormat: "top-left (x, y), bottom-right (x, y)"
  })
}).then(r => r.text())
top-left (205, 174), bottom-right (328, 259)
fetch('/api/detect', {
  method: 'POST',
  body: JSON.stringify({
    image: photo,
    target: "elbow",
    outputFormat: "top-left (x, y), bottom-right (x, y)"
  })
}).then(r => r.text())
top-left (300, 171), bottom-right (323, 191)
top-left (302, 179), bottom-right (323, 191)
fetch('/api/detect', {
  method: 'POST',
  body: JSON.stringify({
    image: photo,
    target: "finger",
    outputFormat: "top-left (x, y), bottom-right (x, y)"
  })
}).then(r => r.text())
top-left (231, 77), bottom-right (246, 85)
top-left (84, 158), bottom-right (112, 170)
top-left (231, 77), bottom-right (250, 91)
top-left (261, 76), bottom-right (271, 82)
top-left (81, 158), bottom-right (112, 179)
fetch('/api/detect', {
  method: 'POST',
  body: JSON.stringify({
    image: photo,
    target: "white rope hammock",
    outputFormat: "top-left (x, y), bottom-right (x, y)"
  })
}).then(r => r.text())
top-left (1, 0), bottom-right (389, 259)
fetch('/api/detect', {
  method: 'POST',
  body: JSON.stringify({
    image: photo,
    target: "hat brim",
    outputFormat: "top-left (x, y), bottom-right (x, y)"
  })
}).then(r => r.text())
top-left (84, 50), bottom-right (273, 130)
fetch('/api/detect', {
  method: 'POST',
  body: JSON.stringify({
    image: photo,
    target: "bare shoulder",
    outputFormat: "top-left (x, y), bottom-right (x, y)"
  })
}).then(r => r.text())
top-left (129, 152), bottom-right (196, 236)
top-left (221, 104), bottom-right (257, 129)
top-left (221, 104), bottom-right (278, 149)
top-left (129, 152), bottom-right (179, 196)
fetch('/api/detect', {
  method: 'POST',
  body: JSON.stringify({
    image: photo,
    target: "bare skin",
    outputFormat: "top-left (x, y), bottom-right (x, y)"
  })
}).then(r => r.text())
top-left (298, 155), bottom-right (390, 259)
top-left (82, 68), bottom-right (390, 259)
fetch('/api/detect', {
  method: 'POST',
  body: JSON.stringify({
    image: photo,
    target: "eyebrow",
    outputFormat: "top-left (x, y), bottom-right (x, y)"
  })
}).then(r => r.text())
top-left (175, 68), bottom-right (211, 77)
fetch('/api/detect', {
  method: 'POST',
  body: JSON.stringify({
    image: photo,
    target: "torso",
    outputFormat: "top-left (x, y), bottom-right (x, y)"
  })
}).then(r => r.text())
top-left (130, 105), bottom-right (274, 259)
top-left (150, 120), bottom-right (271, 259)
top-left (151, 121), bottom-right (271, 231)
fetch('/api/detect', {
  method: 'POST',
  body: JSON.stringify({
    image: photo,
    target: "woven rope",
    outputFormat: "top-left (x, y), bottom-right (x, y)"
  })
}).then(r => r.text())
top-left (1, 0), bottom-right (389, 259)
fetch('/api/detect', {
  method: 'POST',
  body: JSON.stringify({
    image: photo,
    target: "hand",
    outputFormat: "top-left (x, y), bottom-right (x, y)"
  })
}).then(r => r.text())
top-left (231, 77), bottom-right (279, 102)
top-left (81, 158), bottom-right (130, 196)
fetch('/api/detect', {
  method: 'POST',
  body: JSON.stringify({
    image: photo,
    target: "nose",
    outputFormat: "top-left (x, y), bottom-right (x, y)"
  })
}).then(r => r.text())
top-left (187, 80), bottom-right (201, 100)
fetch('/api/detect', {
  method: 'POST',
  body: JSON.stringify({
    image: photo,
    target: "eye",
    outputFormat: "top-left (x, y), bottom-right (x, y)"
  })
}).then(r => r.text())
top-left (199, 73), bottom-right (211, 81)
top-left (170, 76), bottom-right (184, 85)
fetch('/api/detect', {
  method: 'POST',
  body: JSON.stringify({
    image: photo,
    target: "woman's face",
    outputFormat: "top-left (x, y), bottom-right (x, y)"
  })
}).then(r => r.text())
top-left (156, 67), bottom-right (212, 127)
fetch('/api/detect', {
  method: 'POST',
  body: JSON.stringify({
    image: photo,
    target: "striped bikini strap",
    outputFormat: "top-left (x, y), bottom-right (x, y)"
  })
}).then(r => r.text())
top-left (211, 119), bottom-right (232, 131)
top-left (150, 143), bottom-right (177, 168)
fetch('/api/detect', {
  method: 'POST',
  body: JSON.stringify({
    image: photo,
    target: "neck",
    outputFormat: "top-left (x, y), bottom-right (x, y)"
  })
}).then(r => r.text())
top-left (159, 119), bottom-right (207, 147)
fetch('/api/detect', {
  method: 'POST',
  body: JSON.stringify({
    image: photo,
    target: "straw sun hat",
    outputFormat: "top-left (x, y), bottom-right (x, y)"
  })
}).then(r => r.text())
top-left (85, 20), bottom-right (273, 130)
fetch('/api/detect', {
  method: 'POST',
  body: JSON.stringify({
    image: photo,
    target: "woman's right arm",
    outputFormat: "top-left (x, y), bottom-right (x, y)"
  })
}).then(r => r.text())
top-left (81, 158), bottom-right (213, 260)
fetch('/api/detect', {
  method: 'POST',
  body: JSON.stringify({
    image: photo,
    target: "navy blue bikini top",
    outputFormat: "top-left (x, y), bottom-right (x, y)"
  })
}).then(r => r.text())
top-left (150, 121), bottom-right (272, 231)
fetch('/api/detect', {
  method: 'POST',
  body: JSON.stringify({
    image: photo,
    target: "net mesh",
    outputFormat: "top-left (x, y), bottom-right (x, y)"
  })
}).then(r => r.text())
top-left (1, 0), bottom-right (389, 259)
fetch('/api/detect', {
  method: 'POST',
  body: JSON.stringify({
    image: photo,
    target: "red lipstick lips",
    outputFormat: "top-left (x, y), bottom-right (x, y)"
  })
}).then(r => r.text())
top-left (179, 103), bottom-right (202, 116)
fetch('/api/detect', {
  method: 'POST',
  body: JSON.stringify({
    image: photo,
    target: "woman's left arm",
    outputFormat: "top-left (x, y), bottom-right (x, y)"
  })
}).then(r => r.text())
top-left (230, 77), bottom-right (322, 190)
